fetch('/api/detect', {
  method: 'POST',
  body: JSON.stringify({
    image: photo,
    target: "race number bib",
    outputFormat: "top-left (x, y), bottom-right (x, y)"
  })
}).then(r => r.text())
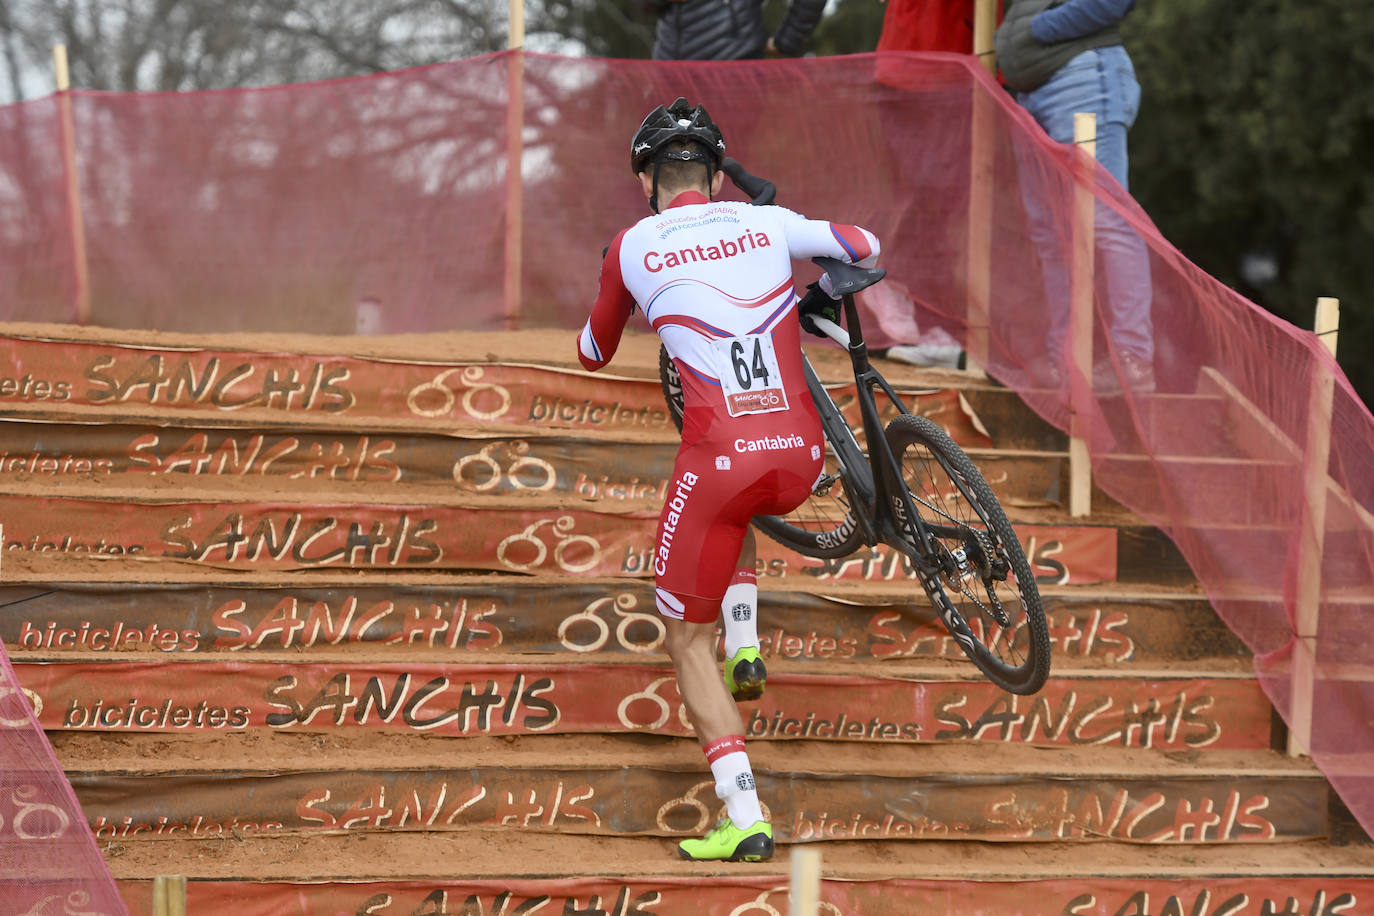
top-left (710, 334), bottom-right (789, 417)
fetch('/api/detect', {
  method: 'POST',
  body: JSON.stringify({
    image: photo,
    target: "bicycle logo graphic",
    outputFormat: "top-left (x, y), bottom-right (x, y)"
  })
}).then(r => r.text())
top-left (559, 592), bottom-right (664, 654)
top-left (655, 780), bottom-right (774, 838)
top-left (407, 366), bottom-right (512, 421)
top-left (617, 676), bottom-right (691, 731)
top-left (0, 685), bottom-right (42, 725)
top-left (453, 441), bottom-right (557, 493)
top-left (496, 516), bottom-right (602, 573)
top-left (727, 888), bottom-right (841, 916)
top-left (0, 785), bottom-right (73, 841)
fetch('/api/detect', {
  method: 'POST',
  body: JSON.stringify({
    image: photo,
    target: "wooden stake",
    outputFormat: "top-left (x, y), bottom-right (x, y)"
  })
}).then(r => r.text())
top-left (960, 0), bottom-right (998, 377)
top-left (503, 2), bottom-right (525, 331)
top-left (790, 846), bottom-right (821, 915)
top-left (963, 75), bottom-right (994, 378)
top-left (508, 0), bottom-right (525, 50)
top-left (973, 0), bottom-right (998, 74)
top-left (503, 58), bottom-right (524, 331)
top-left (1288, 296), bottom-right (1339, 757)
top-left (153, 875), bottom-right (187, 916)
top-left (53, 45), bottom-right (92, 325)
top-left (1068, 112), bottom-right (1096, 518)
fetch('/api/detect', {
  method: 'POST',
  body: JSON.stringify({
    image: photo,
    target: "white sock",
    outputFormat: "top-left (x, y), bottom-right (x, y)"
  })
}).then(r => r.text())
top-left (706, 737), bottom-right (764, 829)
top-left (721, 577), bottom-right (759, 659)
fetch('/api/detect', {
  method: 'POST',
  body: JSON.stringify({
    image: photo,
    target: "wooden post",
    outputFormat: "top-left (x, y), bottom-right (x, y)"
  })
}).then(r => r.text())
top-left (973, 0), bottom-right (998, 74)
top-left (503, 1), bottom-right (525, 331)
top-left (963, 95), bottom-right (992, 378)
top-left (962, 1), bottom-right (997, 378)
top-left (1068, 112), bottom-right (1096, 518)
top-left (53, 45), bottom-right (92, 326)
top-left (153, 874), bottom-right (187, 916)
top-left (789, 846), bottom-right (821, 915)
top-left (1288, 296), bottom-right (1339, 757)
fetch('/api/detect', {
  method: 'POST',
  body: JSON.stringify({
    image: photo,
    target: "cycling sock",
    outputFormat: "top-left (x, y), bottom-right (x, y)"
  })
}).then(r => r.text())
top-left (704, 734), bottom-right (764, 828)
top-left (721, 570), bottom-right (759, 659)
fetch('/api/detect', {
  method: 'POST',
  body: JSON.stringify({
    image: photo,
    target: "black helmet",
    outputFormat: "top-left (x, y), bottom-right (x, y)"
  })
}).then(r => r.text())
top-left (630, 97), bottom-right (726, 175)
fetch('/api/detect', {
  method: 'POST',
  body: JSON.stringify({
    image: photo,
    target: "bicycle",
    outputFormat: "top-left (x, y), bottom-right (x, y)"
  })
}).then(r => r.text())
top-left (657, 159), bottom-right (1050, 695)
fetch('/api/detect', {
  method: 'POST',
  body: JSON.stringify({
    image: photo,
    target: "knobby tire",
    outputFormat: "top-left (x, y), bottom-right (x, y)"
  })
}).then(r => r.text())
top-left (884, 413), bottom-right (1050, 695)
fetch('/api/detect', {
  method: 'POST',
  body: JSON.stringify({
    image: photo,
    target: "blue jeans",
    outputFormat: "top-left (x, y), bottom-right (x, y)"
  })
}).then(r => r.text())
top-left (1019, 46), bottom-right (1154, 363)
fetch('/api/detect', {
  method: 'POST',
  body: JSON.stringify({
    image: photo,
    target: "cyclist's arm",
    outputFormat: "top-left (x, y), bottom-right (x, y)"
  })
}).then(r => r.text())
top-left (578, 230), bottom-right (637, 372)
top-left (774, 207), bottom-right (881, 268)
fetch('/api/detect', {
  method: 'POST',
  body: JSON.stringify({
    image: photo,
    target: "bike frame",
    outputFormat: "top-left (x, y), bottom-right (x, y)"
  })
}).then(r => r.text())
top-left (716, 160), bottom-right (975, 581)
top-left (804, 292), bottom-right (968, 577)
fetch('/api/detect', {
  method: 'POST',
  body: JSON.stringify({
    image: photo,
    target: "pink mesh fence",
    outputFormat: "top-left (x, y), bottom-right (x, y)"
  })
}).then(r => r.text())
top-left (0, 51), bottom-right (1371, 839)
top-left (0, 639), bottom-right (127, 913)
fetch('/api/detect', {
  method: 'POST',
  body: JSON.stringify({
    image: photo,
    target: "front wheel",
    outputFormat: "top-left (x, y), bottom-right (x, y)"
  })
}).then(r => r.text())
top-left (659, 345), bottom-right (863, 558)
top-left (885, 414), bottom-right (1050, 695)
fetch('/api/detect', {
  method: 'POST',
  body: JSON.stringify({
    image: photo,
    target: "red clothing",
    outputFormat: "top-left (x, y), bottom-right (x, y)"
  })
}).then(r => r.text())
top-left (876, 0), bottom-right (1001, 53)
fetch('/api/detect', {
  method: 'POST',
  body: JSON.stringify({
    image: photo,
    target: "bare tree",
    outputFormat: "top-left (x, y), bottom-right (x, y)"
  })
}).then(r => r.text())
top-left (0, 0), bottom-right (651, 102)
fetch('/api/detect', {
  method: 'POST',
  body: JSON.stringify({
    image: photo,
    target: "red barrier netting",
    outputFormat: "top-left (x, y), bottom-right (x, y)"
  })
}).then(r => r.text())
top-left (0, 51), bottom-right (1371, 839)
top-left (0, 639), bottom-right (127, 914)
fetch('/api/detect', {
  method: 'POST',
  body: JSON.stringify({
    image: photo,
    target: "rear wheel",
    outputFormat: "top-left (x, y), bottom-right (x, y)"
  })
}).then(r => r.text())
top-left (659, 344), bottom-right (862, 558)
top-left (885, 413), bottom-right (1050, 694)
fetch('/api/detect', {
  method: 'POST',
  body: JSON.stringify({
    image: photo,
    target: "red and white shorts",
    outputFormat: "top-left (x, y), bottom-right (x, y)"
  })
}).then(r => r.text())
top-left (651, 419), bottom-right (823, 624)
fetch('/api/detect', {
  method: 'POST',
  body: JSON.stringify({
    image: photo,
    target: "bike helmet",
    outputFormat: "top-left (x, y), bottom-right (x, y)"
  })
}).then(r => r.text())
top-left (630, 97), bottom-right (726, 175)
top-left (630, 98), bottom-right (726, 213)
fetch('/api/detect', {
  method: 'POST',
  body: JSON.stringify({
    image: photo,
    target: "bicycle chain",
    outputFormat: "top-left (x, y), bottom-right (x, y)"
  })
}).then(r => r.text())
top-left (967, 528), bottom-right (1011, 628)
top-left (812, 473), bottom-right (839, 497)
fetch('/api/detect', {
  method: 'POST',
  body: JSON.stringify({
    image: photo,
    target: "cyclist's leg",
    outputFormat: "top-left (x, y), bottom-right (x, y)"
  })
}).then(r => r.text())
top-left (722, 529), bottom-right (758, 658)
top-left (663, 617), bottom-right (744, 744)
top-left (717, 449), bottom-right (819, 702)
top-left (653, 450), bottom-right (769, 856)
top-left (720, 529), bottom-right (765, 701)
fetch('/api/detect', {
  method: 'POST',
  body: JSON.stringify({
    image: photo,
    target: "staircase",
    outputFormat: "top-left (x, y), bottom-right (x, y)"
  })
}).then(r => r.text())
top-left (2, 323), bottom-right (1371, 915)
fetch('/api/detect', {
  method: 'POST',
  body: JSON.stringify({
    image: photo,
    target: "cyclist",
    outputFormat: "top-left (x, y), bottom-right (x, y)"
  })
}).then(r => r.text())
top-left (577, 98), bottom-right (880, 862)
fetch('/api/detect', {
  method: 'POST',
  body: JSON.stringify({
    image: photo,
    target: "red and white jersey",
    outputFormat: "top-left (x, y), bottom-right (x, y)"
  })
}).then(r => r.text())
top-left (578, 190), bottom-right (879, 440)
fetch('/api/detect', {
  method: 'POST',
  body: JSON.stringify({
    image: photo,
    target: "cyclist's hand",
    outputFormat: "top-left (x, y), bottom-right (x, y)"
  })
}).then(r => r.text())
top-left (797, 282), bottom-right (840, 338)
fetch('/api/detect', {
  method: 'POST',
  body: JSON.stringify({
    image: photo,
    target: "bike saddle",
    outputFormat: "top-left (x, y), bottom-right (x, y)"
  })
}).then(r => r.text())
top-left (813, 256), bottom-right (886, 295)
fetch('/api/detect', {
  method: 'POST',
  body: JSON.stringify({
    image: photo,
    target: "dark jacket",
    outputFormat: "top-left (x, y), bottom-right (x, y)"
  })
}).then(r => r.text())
top-left (648, 0), bottom-right (826, 61)
top-left (995, 0), bottom-right (1124, 92)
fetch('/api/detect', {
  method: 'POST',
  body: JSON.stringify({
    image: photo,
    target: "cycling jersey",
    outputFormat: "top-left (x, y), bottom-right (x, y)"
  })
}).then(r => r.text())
top-left (579, 190), bottom-right (880, 623)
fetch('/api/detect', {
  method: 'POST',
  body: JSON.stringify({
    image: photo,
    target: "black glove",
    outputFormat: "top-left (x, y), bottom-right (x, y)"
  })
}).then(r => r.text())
top-left (797, 282), bottom-right (840, 338)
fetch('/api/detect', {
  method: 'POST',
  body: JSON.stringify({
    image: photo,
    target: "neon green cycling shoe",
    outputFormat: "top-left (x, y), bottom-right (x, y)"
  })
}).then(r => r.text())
top-left (725, 647), bottom-right (766, 702)
top-left (678, 818), bottom-right (774, 862)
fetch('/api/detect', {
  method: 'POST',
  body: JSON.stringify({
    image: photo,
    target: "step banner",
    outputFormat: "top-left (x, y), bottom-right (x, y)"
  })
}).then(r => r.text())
top-left (109, 876), bottom-right (1374, 916)
top-left (0, 584), bottom-right (1239, 667)
top-left (0, 423), bottom-right (1031, 502)
top-left (73, 764), bottom-right (1325, 844)
top-left (0, 496), bottom-right (1119, 584)
top-left (0, 334), bottom-right (992, 446)
top-left (0, 425), bottom-right (676, 500)
top-left (14, 661), bottom-right (1273, 750)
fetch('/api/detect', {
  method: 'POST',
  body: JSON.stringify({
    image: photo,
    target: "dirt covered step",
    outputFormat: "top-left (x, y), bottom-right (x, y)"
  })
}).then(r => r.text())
top-left (100, 830), bottom-right (1374, 915)
top-left (55, 731), bottom-right (1338, 847)
top-left (0, 579), bottom-right (1245, 670)
top-left (0, 489), bottom-right (1186, 587)
top-left (0, 420), bottom-right (1112, 515)
top-left (16, 654), bottom-right (1274, 752)
top-left (0, 326), bottom-right (995, 446)
top-left (962, 382), bottom-right (1237, 457)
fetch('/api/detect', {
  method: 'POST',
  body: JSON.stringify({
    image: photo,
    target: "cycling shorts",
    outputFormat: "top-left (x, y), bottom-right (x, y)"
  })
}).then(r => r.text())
top-left (652, 414), bottom-right (824, 624)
